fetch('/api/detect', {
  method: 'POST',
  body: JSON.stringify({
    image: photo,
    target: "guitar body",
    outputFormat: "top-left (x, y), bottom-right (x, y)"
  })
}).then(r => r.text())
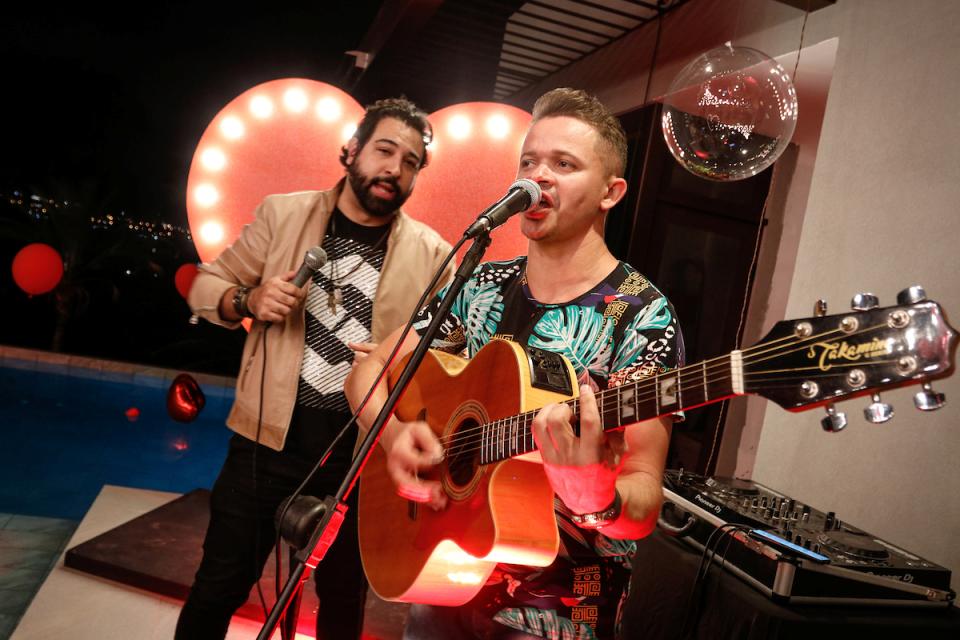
top-left (359, 339), bottom-right (575, 605)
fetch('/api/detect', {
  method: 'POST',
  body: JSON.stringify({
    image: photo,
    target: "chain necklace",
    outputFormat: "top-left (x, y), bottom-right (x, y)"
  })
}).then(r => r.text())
top-left (325, 212), bottom-right (391, 313)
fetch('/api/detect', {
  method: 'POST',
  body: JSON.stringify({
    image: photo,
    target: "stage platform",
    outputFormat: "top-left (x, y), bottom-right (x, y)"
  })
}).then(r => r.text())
top-left (12, 485), bottom-right (407, 639)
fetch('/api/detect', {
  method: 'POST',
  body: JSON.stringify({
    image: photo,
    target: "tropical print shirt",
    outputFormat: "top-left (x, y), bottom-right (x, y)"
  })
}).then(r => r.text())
top-left (412, 256), bottom-right (684, 640)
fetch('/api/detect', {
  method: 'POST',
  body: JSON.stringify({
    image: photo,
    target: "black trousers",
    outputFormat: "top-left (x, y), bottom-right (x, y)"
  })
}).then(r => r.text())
top-left (175, 405), bottom-right (367, 639)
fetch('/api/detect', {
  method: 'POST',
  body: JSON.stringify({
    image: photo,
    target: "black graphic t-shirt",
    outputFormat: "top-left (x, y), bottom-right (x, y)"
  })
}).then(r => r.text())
top-left (296, 209), bottom-right (390, 414)
top-left (412, 257), bottom-right (684, 640)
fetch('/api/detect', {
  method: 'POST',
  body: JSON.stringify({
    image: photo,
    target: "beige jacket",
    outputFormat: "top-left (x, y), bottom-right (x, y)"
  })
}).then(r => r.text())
top-left (188, 182), bottom-right (454, 450)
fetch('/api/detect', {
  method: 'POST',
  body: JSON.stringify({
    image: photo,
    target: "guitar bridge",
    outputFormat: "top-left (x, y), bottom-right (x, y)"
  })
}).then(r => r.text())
top-left (523, 345), bottom-right (573, 396)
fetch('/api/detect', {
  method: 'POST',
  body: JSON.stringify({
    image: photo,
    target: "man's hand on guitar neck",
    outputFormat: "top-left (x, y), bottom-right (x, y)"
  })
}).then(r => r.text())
top-left (533, 383), bottom-right (670, 540)
top-left (533, 384), bottom-right (622, 514)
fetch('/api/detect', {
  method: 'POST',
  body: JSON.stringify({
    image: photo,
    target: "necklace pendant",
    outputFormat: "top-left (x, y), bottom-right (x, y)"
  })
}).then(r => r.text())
top-left (327, 287), bottom-right (343, 313)
top-left (327, 288), bottom-right (337, 313)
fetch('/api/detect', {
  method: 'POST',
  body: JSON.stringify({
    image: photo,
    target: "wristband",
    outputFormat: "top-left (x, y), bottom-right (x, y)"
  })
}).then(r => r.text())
top-left (232, 286), bottom-right (253, 318)
top-left (570, 489), bottom-right (622, 530)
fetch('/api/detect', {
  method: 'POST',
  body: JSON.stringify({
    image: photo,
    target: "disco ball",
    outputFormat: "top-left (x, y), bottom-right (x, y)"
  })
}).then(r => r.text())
top-left (661, 43), bottom-right (798, 181)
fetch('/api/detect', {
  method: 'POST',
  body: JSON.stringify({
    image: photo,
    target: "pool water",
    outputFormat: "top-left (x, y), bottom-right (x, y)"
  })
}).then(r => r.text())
top-left (0, 365), bottom-right (233, 520)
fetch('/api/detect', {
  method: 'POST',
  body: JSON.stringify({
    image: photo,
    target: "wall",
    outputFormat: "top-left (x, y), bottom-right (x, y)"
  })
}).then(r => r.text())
top-left (749, 0), bottom-right (960, 590)
top-left (510, 0), bottom-right (960, 588)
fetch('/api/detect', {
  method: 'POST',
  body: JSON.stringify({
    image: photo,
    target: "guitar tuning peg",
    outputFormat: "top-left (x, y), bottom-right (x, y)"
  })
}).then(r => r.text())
top-left (913, 382), bottom-right (946, 411)
top-left (814, 299), bottom-right (828, 317)
top-left (821, 404), bottom-right (848, 432)
top-left (851, 293), bottom-right (879, 311)
top-left (897, 285), bottom-right (928, 305)
top-left (863, 393), bottom-right (894, 423)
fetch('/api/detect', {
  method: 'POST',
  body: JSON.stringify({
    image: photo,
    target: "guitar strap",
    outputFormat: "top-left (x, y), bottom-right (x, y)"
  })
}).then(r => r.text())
top-left (491, 260), bottom-right (644, 386)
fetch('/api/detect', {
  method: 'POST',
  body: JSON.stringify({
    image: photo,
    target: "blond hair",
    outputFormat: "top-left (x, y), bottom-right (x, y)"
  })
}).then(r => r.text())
top-left (531, 88), bottom-right (627, 177)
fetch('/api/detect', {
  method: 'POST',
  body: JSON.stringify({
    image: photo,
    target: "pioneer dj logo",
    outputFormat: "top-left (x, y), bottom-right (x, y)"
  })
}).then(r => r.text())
top-left (807, 338), bottom-right (890, 372)
top-left (866, 571), bottom-right (914, 583)
top-left (693, 494), bottom-right (722, 514)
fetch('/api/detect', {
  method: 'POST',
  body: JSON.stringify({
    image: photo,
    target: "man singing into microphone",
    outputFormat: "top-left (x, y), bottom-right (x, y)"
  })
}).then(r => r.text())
top-left (179, 97), bottom-right (453, 639)
top-left (346, 88), bottom-right (683, 639)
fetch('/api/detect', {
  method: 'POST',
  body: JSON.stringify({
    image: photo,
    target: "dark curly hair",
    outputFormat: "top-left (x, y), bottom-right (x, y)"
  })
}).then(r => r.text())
top-left (339, 97), bottom-right (433, 169)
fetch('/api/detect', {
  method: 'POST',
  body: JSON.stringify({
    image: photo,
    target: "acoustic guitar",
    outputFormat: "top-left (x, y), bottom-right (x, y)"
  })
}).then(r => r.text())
top-left (358, 288), bottom-right (955, 605)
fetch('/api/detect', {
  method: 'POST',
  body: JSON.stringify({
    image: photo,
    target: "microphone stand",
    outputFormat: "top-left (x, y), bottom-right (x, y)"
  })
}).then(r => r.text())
top-left (257, 230), bottom-right (493, 640)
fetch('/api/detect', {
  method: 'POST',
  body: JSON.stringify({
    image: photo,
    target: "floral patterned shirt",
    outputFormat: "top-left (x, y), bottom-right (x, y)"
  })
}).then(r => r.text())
top-left (412, 257), bottom-right (683, 640)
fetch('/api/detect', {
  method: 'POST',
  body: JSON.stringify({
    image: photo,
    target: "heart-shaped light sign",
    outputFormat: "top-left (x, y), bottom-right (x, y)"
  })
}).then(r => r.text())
top-left (186, 79), bottom-right (532, 266)
top-left (186, 79), bottom-right (365, 263)
top-left (403, 102), bottom-right (531, 262)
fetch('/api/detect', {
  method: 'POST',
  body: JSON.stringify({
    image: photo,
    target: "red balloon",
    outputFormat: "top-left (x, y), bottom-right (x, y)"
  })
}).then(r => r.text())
top-left (12, 243), bottom-right (64, 295)
top-left (167, 373), bottom-right (206, 423)
top-left (174, 263), bottom-right (199, 299)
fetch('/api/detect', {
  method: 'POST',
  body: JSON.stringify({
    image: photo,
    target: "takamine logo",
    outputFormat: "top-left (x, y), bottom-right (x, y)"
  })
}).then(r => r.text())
top-left (807, 338), bottom-right (890, 372)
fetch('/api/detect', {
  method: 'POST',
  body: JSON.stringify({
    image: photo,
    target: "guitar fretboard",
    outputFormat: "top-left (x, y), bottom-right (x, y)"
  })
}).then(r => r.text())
top-left (477, 352), bottom-right (742, 465)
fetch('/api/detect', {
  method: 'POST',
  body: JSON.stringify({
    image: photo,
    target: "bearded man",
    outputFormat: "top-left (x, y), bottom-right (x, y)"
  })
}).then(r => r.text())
top-left (178, 97), bottom-right (453, 640)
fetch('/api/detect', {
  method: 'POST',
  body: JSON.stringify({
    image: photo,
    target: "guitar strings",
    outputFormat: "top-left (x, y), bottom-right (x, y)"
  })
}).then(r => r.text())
top-left (437, 319), bottom-right (883, 444)
top-left (441, 356), bottom-right (906, 462)
top-left (435, 320), bottom-right (904, 458)
top-left (439, 360), bottom-right (896, 453)
top-left (437, 324), bottom-right (830, 448)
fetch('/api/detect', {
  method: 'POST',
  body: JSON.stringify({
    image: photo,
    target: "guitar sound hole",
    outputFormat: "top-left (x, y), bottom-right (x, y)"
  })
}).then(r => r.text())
top-left (447, 418), bottom-right (480, 487)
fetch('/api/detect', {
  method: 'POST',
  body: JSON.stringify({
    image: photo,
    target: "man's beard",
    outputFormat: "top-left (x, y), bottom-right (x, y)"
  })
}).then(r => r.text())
top-left (347, 163), bottom-right (411, 218)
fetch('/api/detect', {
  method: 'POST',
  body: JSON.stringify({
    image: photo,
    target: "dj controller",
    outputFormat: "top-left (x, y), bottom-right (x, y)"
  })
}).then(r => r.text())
top-left (659, 470), bottom-right (955, 606)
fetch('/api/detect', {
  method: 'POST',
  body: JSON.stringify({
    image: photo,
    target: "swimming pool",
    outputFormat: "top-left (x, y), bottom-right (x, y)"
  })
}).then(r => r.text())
top-left (0, 357), bottom-right (233, 520)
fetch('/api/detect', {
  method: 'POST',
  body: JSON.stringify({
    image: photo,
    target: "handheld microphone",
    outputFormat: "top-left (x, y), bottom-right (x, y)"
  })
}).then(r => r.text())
top-left (263, 246), bottom-right (327, 329)
top-left (291, 245), bottom-right (328, 288)
top-left (463, 179), bottom-right (542, 239)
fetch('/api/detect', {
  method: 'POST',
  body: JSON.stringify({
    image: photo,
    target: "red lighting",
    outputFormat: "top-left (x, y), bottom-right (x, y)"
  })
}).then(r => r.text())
top-left (125, 407), bottom-right (140, 422)
top-left (404, 102), bottom-right (531, 262)
top-left (186, 79), bottom-right (364, 263)
top-left (172, 439), bottom-right (189, 452)
top-left (187, 86), bottom-right (533, 269)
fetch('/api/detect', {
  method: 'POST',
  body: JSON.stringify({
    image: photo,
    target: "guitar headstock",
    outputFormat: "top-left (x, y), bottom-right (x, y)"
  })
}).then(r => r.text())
top-left (743, 286), bottom-right (956, 431)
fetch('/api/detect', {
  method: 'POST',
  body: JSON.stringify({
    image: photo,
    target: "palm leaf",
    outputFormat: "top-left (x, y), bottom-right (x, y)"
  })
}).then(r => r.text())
top-left (456, 280), bottom-right (504, 357)
top-left (494, 607), bottom-right (597, 640)
top-left (531, 306), bottom-right (614, 380)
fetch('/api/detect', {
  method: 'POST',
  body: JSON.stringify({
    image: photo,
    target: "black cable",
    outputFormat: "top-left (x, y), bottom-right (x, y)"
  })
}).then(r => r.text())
top-left (253, 327), bottom-right (270, 620)
top-left (681, 523), bottom-right (728, 632)
top-left (685, 527), bottom-right (743, 640)
top-left (714, 527), bottom-right (741, 598)
top-left (681, 524), bottom-right (731, 638)
top-left (693, 524), bottom-right (732, 585)
top-left (640, 0), bottom-right (665, 106)
top-left (680, 523), bottom-right (750, 639)
top-left (268, 233), bottom-right (468, 603)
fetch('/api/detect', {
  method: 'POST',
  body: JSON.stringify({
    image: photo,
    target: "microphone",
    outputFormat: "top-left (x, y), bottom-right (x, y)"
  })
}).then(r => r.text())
top-left (262, 246), bottom-right (327, 329)
top-left (463, 179), bottom-right (542, 239)
top-left (291, 245), bottom-right (328, 287)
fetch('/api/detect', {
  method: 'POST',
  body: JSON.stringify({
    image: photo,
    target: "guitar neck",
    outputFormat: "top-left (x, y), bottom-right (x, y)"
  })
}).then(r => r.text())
top-left (478, 352), bottom-right (743, 465)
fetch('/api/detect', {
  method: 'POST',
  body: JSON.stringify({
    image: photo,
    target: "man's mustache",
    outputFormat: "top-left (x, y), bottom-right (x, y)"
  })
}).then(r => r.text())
top-left (367, 176), bottom-right (400, 194)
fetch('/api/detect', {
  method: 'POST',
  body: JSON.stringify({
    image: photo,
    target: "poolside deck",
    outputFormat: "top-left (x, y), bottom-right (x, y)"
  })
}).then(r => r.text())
top-left (11, 485), bottom-right (407, 639)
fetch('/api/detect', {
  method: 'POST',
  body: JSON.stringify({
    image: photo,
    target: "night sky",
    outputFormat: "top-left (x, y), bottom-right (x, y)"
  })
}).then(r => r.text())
top-left (1, 3), bottom-right (384, 224)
